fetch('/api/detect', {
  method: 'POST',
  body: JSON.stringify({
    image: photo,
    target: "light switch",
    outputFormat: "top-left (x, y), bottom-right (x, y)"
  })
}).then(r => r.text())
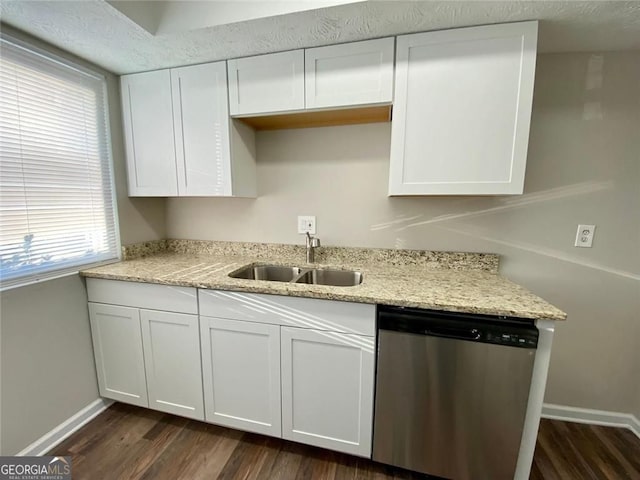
top-left (575, 224), bottom-right (596, 248)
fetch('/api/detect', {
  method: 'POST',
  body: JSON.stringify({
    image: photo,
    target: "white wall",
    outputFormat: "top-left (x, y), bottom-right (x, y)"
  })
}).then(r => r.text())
top-left (0, 25), bottom-right (166, 455)
top-left (155, 1), bottom-right (361, 34)
top-left (167, 52), bottom-right (640, 418)
top-left (0, 276), bottom-right (99, 455)
top-left (107, 1), bottom-right (360, 35)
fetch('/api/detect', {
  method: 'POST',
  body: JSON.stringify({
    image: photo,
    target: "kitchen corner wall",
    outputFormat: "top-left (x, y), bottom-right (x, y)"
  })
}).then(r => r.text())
top-left (167, 52), bottom-right (640, 419)
top-left (0, 25), bottom-right (166, 455)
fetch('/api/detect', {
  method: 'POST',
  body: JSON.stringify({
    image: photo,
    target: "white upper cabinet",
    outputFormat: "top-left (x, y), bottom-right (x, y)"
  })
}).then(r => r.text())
top-left (228, 50), bottom-right (305, 116)
top-left (121, 70), bottom-right (178, 196)
top-left (171, 62), bottom-right (232, 196)
top-left (389, 21), bottom-right (538, 195)
top-left (305, 38), bottom-right (395, 109)
top-left (121, 63), bottom-right (256, 198)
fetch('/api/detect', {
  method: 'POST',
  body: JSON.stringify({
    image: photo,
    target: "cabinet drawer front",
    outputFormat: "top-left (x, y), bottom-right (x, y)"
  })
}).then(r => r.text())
top-left (305, 37), bottom-right (394, 109)
top-left (228, 50), bottom-right (304, 116)
top-left (281, 327), bottom-right (375, 457)
top-left (198, 289), bottom-right (375, 336)
top-left (88, 303), bottom-right (148, 407)
top-left (86, 278), bottom-right (197, 314)
top-left (200, 317), bottom-right (281, 436)
top-left (140, 310), bottom-right (204, 420)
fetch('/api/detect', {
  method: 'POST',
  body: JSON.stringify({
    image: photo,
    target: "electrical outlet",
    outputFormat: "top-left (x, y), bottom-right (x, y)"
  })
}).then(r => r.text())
top-left (297, 216), bottom-right (316, 235)
top-left (575, 224), bottom-right (596, 248)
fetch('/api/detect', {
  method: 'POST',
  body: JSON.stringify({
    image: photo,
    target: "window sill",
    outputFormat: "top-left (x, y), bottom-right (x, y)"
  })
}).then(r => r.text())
top-left (0, 258), bottom-right (121, 292)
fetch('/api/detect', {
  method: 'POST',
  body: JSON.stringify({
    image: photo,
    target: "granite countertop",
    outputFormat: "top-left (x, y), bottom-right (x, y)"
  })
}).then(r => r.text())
top-left (81, 240), bottom-right (567, 321)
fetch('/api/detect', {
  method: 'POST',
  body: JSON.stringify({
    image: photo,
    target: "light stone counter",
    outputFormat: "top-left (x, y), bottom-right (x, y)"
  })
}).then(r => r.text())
top-left (81, 240), bottom-right (566, 321)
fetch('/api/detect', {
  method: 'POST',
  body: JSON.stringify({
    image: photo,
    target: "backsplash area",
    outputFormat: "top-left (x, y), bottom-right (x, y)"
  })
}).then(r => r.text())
top-left (121, 239), bottom-right (500, 273)
top-left (121, 239), bottom-right (168, 260)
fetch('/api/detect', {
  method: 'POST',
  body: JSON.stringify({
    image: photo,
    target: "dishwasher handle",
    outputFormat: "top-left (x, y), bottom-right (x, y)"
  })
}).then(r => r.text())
top-left (423, 325), bottom-right (481, 341)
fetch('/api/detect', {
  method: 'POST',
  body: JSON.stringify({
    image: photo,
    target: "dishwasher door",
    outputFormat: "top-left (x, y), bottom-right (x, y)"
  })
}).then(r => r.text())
top-left (372, 311), bottom-right (537, 480)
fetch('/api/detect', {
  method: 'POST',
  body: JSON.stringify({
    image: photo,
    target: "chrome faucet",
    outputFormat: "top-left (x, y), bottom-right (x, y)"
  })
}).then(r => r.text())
top-left (305, 232), bottom-right (321, 263)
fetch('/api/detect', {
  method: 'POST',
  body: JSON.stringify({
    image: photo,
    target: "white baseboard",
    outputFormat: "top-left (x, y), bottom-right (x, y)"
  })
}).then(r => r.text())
top-left (14, 399), bottom-right (638, 456)
top-left (18, 398), bottom-right (114, 456)
top-left (542, 403), bottom-right (640, 439)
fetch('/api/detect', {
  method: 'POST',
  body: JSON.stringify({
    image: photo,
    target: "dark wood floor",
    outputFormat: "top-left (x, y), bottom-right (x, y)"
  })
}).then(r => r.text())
top-left (49, 403), bottom-right (640, 479)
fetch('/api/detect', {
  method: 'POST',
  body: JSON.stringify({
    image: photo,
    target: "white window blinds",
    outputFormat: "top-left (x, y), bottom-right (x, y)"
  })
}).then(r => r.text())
top-left (0, 36), bottom-right (120, 289)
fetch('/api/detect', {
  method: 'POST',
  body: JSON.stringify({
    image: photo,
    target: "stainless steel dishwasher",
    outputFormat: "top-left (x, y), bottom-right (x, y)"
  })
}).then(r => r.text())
top-left (372, 305), bottom-right (538, 480)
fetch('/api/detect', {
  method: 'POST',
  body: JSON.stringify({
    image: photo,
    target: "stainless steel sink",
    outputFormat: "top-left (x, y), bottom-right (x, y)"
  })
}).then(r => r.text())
top-left (229, 264), bottom-right (362, 287)
top-left (295, 268), bottom-right (363, 287)
top-left (229, 265), bottom-right (303, 282)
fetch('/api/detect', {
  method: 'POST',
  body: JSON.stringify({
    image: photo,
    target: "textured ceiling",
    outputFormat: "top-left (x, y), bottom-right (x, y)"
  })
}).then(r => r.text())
top-left (1, 1), bottom-right (639, 75)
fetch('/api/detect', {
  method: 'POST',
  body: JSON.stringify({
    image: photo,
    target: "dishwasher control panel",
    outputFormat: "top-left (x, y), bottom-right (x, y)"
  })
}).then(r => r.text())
top-left (486, 332), bottom-right (538, 348)
top-left (377, 305), bottom-right (539, 349)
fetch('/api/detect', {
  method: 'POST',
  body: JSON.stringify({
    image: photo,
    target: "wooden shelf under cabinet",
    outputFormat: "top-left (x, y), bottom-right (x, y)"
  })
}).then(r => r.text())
top-left (237, 105), bottom-right (392, 131)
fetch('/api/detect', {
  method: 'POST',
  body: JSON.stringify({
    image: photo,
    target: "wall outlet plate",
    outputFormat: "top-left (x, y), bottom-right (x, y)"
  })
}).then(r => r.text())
top-left (575, 224), bottom-right (596, 247)
top-left (298, 216), bottom-right (316, 234)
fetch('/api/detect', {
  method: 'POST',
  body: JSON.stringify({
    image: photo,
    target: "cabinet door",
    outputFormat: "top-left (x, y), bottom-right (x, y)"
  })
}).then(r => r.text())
top-left (228, 50), bottom-right (304, 116)
top-left (140, 310), bottom-right (204, 420)
top-left (389, 21), bottom-right (537, 195)
top-left (121, 70), bottom-right (178, 196)
top-left (171, 62), bottom-right (233, 196)
top-left (281, 327), bottom-right (375, 457)
top-left (305, 37), bottom-right (394, 109)
top-left (88, 303), bottom-right (148, 407)
top-left (200, 317), bottom-right (281, 437)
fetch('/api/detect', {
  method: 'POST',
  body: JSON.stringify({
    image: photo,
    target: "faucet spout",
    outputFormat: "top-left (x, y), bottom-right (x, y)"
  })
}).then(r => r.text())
top-left (305, 232), bottom-right (320, 263)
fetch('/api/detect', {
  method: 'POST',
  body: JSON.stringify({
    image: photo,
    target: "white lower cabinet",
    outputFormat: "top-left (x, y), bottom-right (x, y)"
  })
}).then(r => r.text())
top-left (88, 281), bottom-right (376, 458)
top-left (86, 278), bottom-right (203, 420)
top-left (140, 310), bottom-right (204, 420)
top-left (200, 317), bottom-right (281, 436)
top-left (88, 303), bottom-right (148, 408)
top-left (198, 291), bottom-right (376, 457)
top-left (280, 327), bottom-right (375, 457)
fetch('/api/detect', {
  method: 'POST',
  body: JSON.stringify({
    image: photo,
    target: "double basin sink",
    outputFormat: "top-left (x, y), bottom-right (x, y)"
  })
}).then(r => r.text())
top-left (229, 264), bottom-right (363, 287)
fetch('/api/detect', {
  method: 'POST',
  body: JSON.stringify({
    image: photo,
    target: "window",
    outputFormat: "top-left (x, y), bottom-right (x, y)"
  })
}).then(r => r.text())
top-left (0, 35), bottom-right (120, 289)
